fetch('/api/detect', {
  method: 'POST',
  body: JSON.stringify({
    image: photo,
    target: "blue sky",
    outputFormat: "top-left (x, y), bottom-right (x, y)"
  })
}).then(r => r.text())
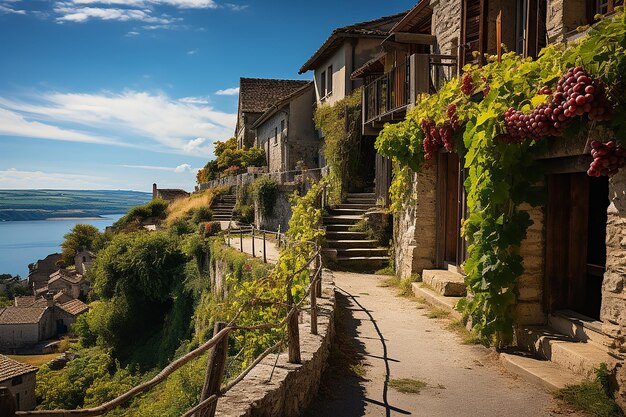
top-left (0, 0), bottom-right (414, 192)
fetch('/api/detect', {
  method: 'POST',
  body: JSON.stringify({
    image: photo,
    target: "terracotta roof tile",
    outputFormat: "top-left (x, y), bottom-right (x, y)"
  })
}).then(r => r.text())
top-left (57, 299), bottom-right (90, 316)
top-left (238, 78), bottom-right (311, 114)
top-left (0, 355), bottom-right (37, 382)
top-left (0, 307), bottom-right (47, 325)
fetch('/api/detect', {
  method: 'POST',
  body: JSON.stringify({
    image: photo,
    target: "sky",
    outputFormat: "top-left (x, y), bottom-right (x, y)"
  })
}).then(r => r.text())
top-left (0, 0), bottom-right (415, 192)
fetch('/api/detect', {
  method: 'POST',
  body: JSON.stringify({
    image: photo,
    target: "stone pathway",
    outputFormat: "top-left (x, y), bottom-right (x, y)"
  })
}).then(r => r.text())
top-left (303, 271), bottom-right (581, 417)
top-left (226, 235), bottom-right (280, 264)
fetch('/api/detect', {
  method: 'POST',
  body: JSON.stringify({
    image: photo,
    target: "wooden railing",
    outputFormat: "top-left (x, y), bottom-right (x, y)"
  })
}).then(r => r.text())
top-left (2, 227), bottom-right (324, 417)
top-left (363, 53), bottom-right (458, 124)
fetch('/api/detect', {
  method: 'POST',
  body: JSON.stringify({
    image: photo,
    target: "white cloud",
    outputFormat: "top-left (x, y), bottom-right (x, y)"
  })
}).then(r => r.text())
top-left (179, 96), bottom-right (209, 105)
top-left (0, 168), bottom-right (108, 189)
top-left (187, 49), bottom-right (198, 55)
top-left (0, 90), bottom-right (236, 156)
top-left (0, 4), bottom-right (26, 14)
top-left (225, 3), bottom-right (247, 11)
top-left (215, 87), bottom-right (239, 96)
top-left (122, 163), bottom-right (195, 173)
top-left (126, 31), bottom-right (140, 36)
top-left (68, 0), bottom-right (218, 8)
top-left (0, 108), bottom-right (121, 146)
top-left (54, 4), bottom-right (177, 23)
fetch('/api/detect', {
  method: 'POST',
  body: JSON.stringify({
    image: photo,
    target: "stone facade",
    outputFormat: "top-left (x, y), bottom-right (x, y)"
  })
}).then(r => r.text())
top-left (547, 0), bottom-right (589, 43)
top-left (27, 254), bottom-right (61, 291)
top-left (255, 185), bottom-right (294, 233)
top-left (215, 270), bottom-right (335, 417)
top-left (430, 0), bottom-right (462, 55)
top-left (394, 160), bottom-right (438, 279)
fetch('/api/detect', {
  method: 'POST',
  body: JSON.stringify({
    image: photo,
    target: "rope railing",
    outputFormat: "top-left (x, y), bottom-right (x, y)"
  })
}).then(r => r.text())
top-left (6, 225), bottom-right (325, 417)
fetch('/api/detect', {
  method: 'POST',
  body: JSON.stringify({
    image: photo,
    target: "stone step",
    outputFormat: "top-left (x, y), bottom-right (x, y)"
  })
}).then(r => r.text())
top-left (548, 310), bottom-right (612, 348)
top-left (336, 247), bottom-right (389, 257)
top-left (324, 224), bottom-right (357, 232)
top-left (517, 326), bottom-right (617, 379)
top-left (336, 203), bottom-right (374, 210)
top-left (325, 231), bottom-right (370, 240)
top-left (328, 208), bottom-right (368, 216)
top-left (500, 352), bottom-right (585, 392)
top-left (344, 198), bottom-right (377, 205)
top-left (213, 216), bottom-right (233, 221)
top-left (422, 269), bottom-right (467, 297)
top-left (323, 215), bottom-right (362, 225)
top-left (411, 283), bottom-right (462, 320)
top-left (325, 239), bottom-right (378, 249)
top-left (346, 193), bottom-right (375, 198)
top-left (334, 256), bottom-right (389, 269)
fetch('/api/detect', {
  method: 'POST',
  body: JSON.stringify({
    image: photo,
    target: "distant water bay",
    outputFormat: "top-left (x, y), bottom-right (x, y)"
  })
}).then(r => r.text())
top-left (0, 214), bottom-right (123, 278)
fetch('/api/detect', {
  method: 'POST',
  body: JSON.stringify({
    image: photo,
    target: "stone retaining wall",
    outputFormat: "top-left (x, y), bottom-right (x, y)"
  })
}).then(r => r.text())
top-left (215, 270), bottom-right (336, 417)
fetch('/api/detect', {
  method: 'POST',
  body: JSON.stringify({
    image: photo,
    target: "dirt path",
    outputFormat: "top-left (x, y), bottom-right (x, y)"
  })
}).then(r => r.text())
top-left (303, 271), bottom-right (579, 417)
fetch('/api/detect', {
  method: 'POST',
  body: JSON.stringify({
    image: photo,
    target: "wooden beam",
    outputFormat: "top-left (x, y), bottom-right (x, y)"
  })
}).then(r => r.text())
top-left (391, 32), bottom-right (437, 46)
top-left (496, 10), bottom-right (502, 63)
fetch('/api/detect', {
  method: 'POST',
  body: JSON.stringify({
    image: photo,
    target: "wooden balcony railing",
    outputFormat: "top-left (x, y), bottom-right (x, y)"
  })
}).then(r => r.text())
top-left (363, 53), bottom-right (458, 125)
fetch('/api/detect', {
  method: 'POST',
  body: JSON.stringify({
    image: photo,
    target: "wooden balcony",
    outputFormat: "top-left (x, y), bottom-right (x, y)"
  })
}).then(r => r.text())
top-left (362, 53), bottom-right (457, 133)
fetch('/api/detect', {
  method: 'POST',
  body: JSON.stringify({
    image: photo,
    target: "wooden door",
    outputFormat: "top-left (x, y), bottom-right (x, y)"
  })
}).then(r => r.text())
top-left (437, 152), bottom-right (462, 266)
top-left (545, 173), bottom-right (607, 319)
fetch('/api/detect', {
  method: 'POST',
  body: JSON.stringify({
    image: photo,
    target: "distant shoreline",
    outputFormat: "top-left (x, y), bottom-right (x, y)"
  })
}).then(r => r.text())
top-left (46, 216), bottom-right (108, 221)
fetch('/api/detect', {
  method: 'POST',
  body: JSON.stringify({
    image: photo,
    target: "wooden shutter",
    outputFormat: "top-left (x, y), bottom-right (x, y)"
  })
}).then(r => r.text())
top-left (461, 0), bottom-right (487, 67)
top-left (525, 0), bottom-right (548, 58)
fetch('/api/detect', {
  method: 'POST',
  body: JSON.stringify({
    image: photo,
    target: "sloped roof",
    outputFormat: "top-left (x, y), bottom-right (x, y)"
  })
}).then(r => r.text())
top-left (0, 355), bottom-right (37, 382)
top-left (57, 299), bottom-right (90, 316)
top-left (390, 0), bottom-right (432, 34)
top-left (53, 292), bottom-right (74, 304)
top-left (156, 189), bottom-right (190, 201)
top-left (299, 12), bottom-right (407, 74)
top-left (251, 81), bottom-right (314, 129)
top-left (351, 52), bottom-right (386, 79)
top-left (238, 78), bottom-right (311, 114)
top-left (0, 307), bottom-right (47, 325)
top-left (14, 296), bottom-right (36, 307)
top-left (49, 270), bottom-right (83, 285)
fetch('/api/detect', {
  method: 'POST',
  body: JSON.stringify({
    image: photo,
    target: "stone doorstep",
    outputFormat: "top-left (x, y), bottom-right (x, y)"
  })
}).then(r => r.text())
top-left (411, 282), bottom-right (463, 320)
top-left (548, 309), bottom-right (612, 348)
top-left (422, 269), bottom-right (467, 297)
top-left (500, 352), bottom-right (585, 392)
top-left (517, 325), bottom-right (618, 379)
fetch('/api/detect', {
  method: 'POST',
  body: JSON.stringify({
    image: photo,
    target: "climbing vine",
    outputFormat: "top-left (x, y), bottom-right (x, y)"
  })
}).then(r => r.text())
top-left (314, 90), bottom-right (363, 205)
top-left (253, 177), bottom-right (279, 217)
top-left (375, 9), bottom-right (626, 346)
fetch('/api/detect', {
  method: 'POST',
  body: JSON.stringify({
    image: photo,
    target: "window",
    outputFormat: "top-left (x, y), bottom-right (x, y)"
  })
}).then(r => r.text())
top-left (274, 127), bottom-right (278, 145)
top-left (320, 70), bottom-right (326, 98)
top-left (588, 0), bottom-right (623, 23)
top-left (280, 120), bottom-right (285, 140)
top-left (514, 0), bottom-right (547, 58)
top-left (327, 65), bottom-right (333, 94)
top-left (515, 0), bottom-right (528, 55)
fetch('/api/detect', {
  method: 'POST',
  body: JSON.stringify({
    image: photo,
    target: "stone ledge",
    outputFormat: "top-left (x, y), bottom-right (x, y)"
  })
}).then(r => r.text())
top-left (215, 269), bottom-right (336, 417)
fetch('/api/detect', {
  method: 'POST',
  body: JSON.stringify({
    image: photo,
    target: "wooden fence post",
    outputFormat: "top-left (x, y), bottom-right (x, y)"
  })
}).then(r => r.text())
top-left (315, 254), bottom-right (322, 297)
top-left (199, 322), bottom-right (228, 417)
top-left (0, 387), bottom-right (16, 417)
top-left (310, 273), bottom-right (318, 336)
top-left (263, 232), bottom-right (267, 264)
top-left (239, 231), bottom-right (243, 253)
top-left (286, 282), bottom-right (301, 364)
top-left (251, 227), bottom-right (256, 258)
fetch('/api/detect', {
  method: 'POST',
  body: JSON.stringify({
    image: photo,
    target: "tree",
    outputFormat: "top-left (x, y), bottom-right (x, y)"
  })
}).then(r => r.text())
top-left (196, 137), bottom-right (267, 184)
top-left (61, 224), bottom-right (102, 267)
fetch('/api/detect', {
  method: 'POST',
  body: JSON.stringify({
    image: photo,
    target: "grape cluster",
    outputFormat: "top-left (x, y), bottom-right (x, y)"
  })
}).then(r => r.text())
top-left (421, 119), bottom-right (455, 160)
top-left (447, 103), bottom-right (460, 130)
top-left (461, 73), bottom-right (474, 95)
top-left (481, 76), bottom-right (490, 97)
top-left (588, 140), bottom-right (626, 177)
top-left (501, 67), bottom-right (613, 144)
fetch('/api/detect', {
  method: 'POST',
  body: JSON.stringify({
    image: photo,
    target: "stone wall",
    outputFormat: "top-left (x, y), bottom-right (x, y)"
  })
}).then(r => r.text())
top-left (515, 202), bottom-right (547, 326)
top-left (430, 0), bottom-right (462, 55)
top-left (215, 270), bottom-right (336, 417)
top-left (547, 0), bottom-right (588, 43)
top-left (256, 185), bottom-right (295, 233)
top-left (394, 160), bottom-right (438, 279)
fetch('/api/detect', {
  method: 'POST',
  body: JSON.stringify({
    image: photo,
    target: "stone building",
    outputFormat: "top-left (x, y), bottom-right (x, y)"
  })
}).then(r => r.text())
top-left (152, 183), bottom-right (190, 202)
top-left (235, 78), bottom-right (311, 150)
top-left (252, 82), bottom-right (318, 173)
top-left (47, 270), bottom-right (85, 300)
top-left (27, 253), bottom-right (61, 291)
top-left (299, 11), bottom-right (406, 196)
top-left (0, 354), bottom-right (37, 411)
top-left (347, 0), bottom-right (626, 408)
top-left (74, 249), bottom-right (95, 276)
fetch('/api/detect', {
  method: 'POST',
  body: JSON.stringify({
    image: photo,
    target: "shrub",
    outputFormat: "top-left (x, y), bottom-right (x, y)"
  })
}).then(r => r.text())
top-left (253, 177), bottom-right (279, 217)
top-left (192, 207), bottom-right (213, 224)
top-left (233, 204), bottom-right (254, 224)
top-left (198, 222), bottom-right (221, 238)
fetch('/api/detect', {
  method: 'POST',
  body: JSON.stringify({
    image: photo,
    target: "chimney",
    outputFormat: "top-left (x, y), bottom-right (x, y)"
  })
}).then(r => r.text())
top-left (44, 291), bottom-right (55, 308)
top-left (153, 183), bottom-right (158, 200)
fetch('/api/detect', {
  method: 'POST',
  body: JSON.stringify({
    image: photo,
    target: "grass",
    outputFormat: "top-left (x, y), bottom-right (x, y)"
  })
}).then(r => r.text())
top-left (389, 378), bottom-right (428, 394)
top-left (350, 362), bottom-right (368, 378)
top-left (426, 308), bottom-right (450, 319)
top-left (8, 353), bottom-right (60, 367)
top-left (166, 189), bottom-right (217, 225)
top-left (555, 381), bottom-right (624, 417)
top-left (375, 266), bottom-right (395, 276)
top-left (379, 274), bottom-right (420, 298)
top-left (446, 320), bottom-right (484, 345)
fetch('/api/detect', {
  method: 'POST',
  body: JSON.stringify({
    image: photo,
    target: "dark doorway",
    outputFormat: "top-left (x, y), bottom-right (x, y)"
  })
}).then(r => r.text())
top-left (545, 173), bottom-right (609, 320)
top-left (348, 135), bottom-right (376, 193)
top-left (437, 152), bottom-right (464, 267)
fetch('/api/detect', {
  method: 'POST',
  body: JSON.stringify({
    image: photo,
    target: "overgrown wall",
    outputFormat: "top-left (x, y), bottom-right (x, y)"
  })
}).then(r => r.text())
top-left (255, 185), bottom-right (295, 232)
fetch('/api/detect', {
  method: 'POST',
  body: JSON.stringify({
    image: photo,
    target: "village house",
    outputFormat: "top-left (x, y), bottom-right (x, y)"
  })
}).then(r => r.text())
top-left (74, 249), bottom-right (95, 276)
top-left (235, 78), bottom-right (311, 150)
top-left (0, 355), bottom-right (37, 411)
top-left (27, 253), bottom-right (61, 291)
top-left (47, 270), bottom-right (86, 300)
top-left (344, 0), bottom-right (626, 406)
top-left (252, 82), bottom-right (318, 175)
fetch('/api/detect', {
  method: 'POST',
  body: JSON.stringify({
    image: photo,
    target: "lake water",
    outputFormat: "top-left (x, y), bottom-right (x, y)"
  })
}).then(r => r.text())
top-left (0, 214), bottom-right (123, 278)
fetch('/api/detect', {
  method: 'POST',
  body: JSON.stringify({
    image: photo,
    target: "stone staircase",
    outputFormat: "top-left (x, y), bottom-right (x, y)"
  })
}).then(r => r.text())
top-left (211, 194), bottom-right (236, 222)
top-left (323, 192), bottom-right (389, 271)
top-left (412, 267), bottom-right (466, 320)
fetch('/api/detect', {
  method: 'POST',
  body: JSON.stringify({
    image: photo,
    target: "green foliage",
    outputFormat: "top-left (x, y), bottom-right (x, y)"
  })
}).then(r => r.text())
top-left (60, 224), bottom-right (102, 267)
top-left (253, 177), bottom-right (279, 217)
top-left (114, 199), bottom-right (169, 231)
top-left (192, 206), bottom-right (213, 224)
top-left (196, 137), bottom-right (267, 184)
top-left (375, 10), bottom-right (626, 346)
top-left (314, 90), bottom-right (362, 204)
top-left (198, 222), bottom-right (222, 239)
top-left (35, 347), bottom-right (140, 410)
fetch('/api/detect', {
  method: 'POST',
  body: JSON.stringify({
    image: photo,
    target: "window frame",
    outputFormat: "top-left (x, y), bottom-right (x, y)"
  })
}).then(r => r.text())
top-left (320, 70), bottom-right (326, 99)
top-left (326, 65), bottom-right (333, 95)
